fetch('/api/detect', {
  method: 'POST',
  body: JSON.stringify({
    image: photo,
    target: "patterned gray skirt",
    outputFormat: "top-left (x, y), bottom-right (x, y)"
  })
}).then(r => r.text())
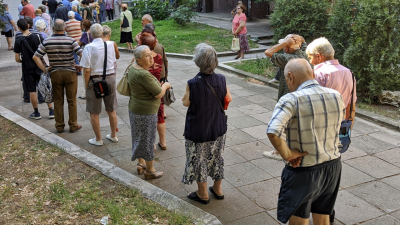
top-left (181, 134), bottom-right (226, 185)
top-left (129, 111), bottom-right (158, 162)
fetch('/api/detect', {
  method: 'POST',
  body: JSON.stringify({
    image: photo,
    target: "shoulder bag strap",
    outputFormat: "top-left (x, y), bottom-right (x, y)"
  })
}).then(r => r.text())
top-left (87, 32), bottom-right (91, 44)
top-left (199, 76), bottom-right (225, 115)
top-left (102, 41), bottom-right (107, 80)
top-left (348, 72), bottom-right (355, 120)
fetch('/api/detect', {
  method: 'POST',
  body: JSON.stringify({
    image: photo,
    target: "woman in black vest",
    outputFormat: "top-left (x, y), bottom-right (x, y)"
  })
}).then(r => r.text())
top-left (182, 43), bottom-right (232, 204)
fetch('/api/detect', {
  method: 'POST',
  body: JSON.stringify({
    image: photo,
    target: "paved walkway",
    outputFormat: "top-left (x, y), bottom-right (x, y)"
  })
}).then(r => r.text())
top-left (193, 13), bottom-right (274, 39)
top-left (2, 40), bottom-right (400, 224)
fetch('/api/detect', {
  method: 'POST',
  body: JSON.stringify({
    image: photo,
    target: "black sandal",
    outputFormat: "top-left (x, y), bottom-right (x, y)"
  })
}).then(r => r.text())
top-left (187, 191), bottom-right (210, 204)
top-left (209, 186), bottom-right (224, 200)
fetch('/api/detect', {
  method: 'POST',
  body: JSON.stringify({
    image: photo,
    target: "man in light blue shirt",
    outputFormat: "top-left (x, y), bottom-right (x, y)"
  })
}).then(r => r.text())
top-left (62, 0), bottom-right (72, 11)
top-left (18, 4), bottom-right (25, 19)
top-left (32, 9), bottom-right (49, 33)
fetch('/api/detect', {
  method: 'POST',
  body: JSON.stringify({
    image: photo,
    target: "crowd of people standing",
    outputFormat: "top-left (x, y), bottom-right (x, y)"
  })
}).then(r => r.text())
top-left (1, 1), bottom-right (358, 223)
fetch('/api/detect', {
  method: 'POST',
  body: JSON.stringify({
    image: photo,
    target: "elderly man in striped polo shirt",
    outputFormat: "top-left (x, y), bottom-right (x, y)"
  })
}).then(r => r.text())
top-left (267, 58), bottom-right (345, 225)
top-left (33, 19), bottom-right (83, 134)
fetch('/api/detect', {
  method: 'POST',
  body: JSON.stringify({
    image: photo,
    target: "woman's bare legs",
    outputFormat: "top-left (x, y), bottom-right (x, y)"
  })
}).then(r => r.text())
top-left (212, 180), bottom-right (223, 196)
top-left (157, 122), bottom-right (166, 148)
top-left (196, 181), bottom-right (209, 200)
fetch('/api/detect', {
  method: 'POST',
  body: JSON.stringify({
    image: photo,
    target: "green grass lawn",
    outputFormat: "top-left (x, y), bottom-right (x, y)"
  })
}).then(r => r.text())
top-left (103, 19), bottom-right (258, 54)
top-left (226, 57), bottom-right (277, 78)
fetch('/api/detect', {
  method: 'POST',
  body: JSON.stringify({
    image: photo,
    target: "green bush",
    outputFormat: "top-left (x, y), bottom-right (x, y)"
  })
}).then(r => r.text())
top-left (129, 0), bottom-right (171, 20)
top-left (325, 0), bottom-right (354, 63)
top-left (270, 0), bottom-right (330, 41)
top-left (343, 0), bottom-right (400, 102)
top-left (169, 0), bottom-right (198, 25)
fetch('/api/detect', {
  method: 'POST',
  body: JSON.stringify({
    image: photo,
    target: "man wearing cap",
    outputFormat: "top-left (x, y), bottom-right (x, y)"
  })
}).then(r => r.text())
top-left (20, 0), bottom-right (36, 19)
top-left (263, 34), bottom-right (310, 160)
top-left (231, 1), bottom-right (243, 16)
top-left (267, 58), bottom-right (344, 225)
top-left (33, 9), bottom-right (49, 33)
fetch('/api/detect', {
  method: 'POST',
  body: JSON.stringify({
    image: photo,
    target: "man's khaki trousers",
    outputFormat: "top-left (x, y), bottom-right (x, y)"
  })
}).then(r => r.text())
top-left (50, 70), bottom-right (79, 131)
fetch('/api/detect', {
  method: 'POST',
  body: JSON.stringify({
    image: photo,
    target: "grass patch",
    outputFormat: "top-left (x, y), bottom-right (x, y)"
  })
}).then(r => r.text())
top-left (0, 116), bottom-right (192, 225)
top-left (103, 19), bottom-right (258, 54)
top-left (226, 57), bottom-right (277, 78)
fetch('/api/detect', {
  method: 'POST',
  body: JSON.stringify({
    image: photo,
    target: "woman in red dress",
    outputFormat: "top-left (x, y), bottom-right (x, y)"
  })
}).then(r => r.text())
top-left (140, 32), bottom-right (167, 150)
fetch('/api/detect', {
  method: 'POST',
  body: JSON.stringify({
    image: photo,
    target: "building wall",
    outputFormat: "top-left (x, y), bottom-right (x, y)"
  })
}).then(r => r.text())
top-left (202, 0), bottom-right (271, 19)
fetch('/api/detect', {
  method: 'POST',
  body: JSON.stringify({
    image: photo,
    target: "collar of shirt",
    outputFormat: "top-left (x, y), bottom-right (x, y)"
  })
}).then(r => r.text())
top-left (92, 38), bottom-right (103, 43)
top-left (296, 79), bottom-right (320, 92)
top-left (314, 59), bottom-right (340, 71)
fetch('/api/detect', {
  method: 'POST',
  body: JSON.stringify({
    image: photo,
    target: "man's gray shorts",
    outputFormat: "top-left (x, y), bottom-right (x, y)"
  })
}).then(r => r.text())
top-left (86, 74), bottom-right (118, 114)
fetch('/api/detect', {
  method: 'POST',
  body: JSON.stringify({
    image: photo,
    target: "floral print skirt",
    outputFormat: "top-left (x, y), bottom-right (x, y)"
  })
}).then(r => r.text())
top-left (181, 134), bottom-right (226, 185)
top-left (129, 111), bottom-right (157, 162)
top-left (238, 33), bottom-right (250, 53)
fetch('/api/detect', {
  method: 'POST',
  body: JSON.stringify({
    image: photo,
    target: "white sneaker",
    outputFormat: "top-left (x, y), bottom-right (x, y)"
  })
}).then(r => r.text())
top-left (269, 78), bottom-right (279, 84)
top-left (106, 134), bottom-right (118, 143)
top-left (263, 150), bottom-right (283, 160)
top-left (89, 138), bottom-right (103, 146)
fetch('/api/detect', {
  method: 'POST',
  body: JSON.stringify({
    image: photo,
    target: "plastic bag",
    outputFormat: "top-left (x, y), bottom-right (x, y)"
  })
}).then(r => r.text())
top-left (231, 38), bottom-right (240, 51)
top-left (38, 70), bottom-right (53, 103)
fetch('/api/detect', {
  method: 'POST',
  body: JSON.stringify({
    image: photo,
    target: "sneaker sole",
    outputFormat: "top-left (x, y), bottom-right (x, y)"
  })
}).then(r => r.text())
top-left (106, 136), bottom-right (118, 143)
top-left (49, 116), bottom-right (55, 119)
top-left (30, 116), bottom-right (42, 120)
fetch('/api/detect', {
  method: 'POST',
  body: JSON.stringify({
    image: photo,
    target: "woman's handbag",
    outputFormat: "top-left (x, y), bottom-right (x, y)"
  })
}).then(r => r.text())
top-left (117, 64), bottom-right (131, 96)
top-left (163, 79), bottom-right (176, 106)
top-left (92, 42), bottom-right (110, 98)
top-left (231, 37), bottom-right (240, 51)
top-left (121, 13), bottom-right (129, 28)
top-left (338, 73), bottom-right (355, 153)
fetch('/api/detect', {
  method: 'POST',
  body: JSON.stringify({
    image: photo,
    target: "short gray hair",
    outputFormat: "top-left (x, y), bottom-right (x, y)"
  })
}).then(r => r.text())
top-left (134, 45), bottom-right (149, 60)
top-left (144, 23), bottom-right (155, 32)
top-left (193, 43), bottom-right (218, 74)
top-left (35, 19), bottom-right (46, 32)
top-left (53, 19), bottom-right (66, 32)
top-left (90, 24), bottom-right (103, 38)
top-left (39, 5), bottom-right (46, 13)
top-left (102, 25), bottom-right (111, 36)
top-left (306, 37), bottom-right (335, 59)
top-left (68, 11), bottom-right (75, 18)
top-left (143, 14), bottom-right (153, 23)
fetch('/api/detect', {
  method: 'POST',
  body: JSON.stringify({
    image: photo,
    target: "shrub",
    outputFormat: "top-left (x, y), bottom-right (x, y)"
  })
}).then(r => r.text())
top-left (343, 0), bottom-right (400, 102)
top-left (169, 0), bottom-right (198, 26)
top-left (325, 0), bottom-right (354, 63)
top-left (129, 0), bottom-right (171, 20)
top-left (270, 0), bottom-right (330, 41)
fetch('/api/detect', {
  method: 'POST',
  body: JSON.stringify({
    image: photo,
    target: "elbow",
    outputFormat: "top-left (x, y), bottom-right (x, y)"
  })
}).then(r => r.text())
top-left (264, 50), bottom-right (273, 58)
top-left (267, 133), bottom-right (276, 140)
top-left (182, 101), bottom-right (190, 107)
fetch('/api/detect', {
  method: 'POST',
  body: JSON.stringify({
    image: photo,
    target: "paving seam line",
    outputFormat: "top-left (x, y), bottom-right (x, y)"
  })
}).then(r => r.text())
top-left (217, 62), bottom-right (400, 132)
top-left (0, 105), bottom-right (222, 225)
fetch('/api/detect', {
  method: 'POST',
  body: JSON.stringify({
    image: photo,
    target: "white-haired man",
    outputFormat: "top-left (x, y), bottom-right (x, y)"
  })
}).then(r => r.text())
top-left (306, 37), bottom-right (356, 127)
top-left (134, 14), bottom-right (153, 43)
top-left (80, 24), bottom-right (118, 146)
top-left (33, 9), bottom-right (48, 33)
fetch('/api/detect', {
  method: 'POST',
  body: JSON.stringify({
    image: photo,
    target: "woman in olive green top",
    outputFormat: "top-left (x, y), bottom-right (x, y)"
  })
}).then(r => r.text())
top-left (128, 45), bottom-right (171, 180)
top-left (80, 0), bottom-right (93, 22)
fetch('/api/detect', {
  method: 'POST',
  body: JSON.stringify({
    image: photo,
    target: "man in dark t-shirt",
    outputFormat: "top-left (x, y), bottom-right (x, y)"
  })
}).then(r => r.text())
top-left (48, 0), bottom-right (58, 18)
top-left (14, 19), bottom-right (54, 120)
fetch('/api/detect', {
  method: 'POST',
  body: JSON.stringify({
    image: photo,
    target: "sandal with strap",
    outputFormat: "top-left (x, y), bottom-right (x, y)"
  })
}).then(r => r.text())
top-left (137, 163), bottom-right (147, 175)
top-left (144, 170), bottom-right (163, 180)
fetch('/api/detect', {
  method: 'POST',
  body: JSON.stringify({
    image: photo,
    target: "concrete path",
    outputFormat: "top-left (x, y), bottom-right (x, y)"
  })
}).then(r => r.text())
top-left (2, 39), bottom-right (400, 224)
top-left (193, 13), bottom-right (274, 39)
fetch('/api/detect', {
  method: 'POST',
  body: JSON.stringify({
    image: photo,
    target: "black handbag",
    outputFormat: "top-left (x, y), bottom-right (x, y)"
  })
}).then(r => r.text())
top-left (92, 42), bottom-right (110, 98)
top-left (338, 72), bottom-right (355, 153)
top-left (121, 13), bottom-right (129, 28)
top-left (198, 76), bottom-right (228, 124)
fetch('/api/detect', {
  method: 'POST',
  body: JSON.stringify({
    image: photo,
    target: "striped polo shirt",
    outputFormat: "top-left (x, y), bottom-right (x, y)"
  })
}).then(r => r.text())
top-left (34, 34), bottom-right (83, 73)
top-left (65, 19), bottom-right (82, 42)
top-left (267, 79), bottom-right (346, 167)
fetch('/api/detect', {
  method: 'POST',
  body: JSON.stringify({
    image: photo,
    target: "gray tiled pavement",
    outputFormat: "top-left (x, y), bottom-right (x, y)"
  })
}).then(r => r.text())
top-left (2, 39), bottom-right (400, 224)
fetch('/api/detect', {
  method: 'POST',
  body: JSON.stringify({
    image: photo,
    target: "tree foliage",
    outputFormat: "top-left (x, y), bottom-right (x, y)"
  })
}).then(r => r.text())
top-left (270, 0), bottom-right (330, 41)
top-left (0, 0), bottom-right (6, 30)
top-left (342, 0), bottom-right (400, 102)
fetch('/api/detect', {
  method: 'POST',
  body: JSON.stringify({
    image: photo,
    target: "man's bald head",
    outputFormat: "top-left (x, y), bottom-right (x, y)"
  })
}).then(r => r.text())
top-left (53, 19), bottom-right (66, 32)
top-left (284, 58), bottom-right (314, 92)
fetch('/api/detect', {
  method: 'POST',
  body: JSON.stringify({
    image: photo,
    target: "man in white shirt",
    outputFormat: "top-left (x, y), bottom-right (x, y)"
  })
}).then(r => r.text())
top-left (80, 24), bottom-right (118, 146)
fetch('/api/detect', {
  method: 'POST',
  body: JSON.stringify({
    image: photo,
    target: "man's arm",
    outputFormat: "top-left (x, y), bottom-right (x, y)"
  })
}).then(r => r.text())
top-left (267, 133), bottom-right (308, 167)
top-left (134, 32), bottom-right (140, 44)
top-left (83, 68), bottom-right (91, 88)
top-left (15, 53), bottom-right (22, 63)
top-left (33, 55), bottom-right (47, 72)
